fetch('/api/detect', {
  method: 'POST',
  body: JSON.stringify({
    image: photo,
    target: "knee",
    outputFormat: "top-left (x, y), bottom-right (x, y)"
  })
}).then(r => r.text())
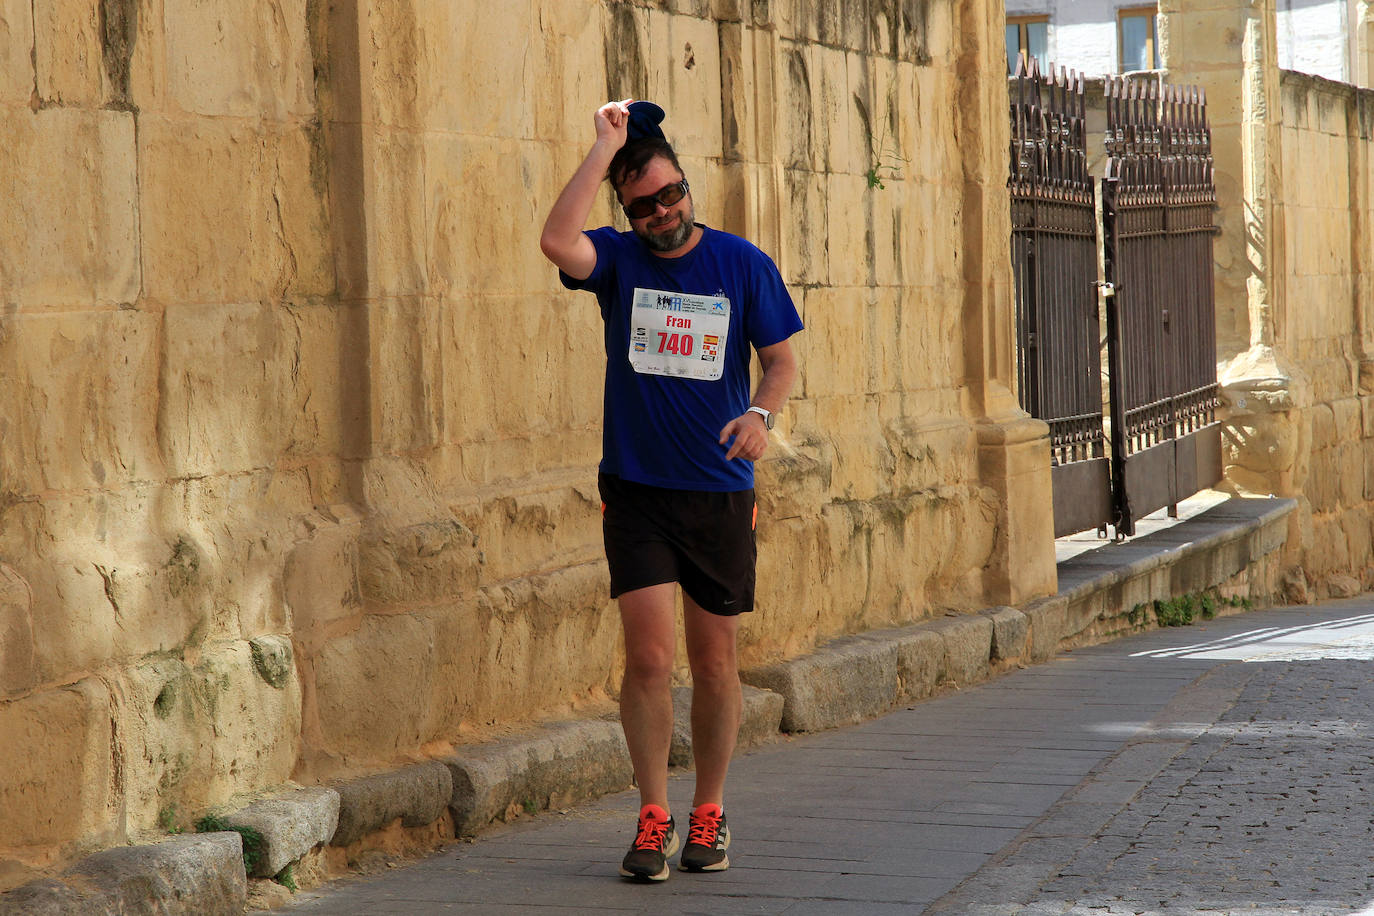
top-left (623, 643), bottom-right (674, 686)
top-left (688, 649), bottom-right (739, 689)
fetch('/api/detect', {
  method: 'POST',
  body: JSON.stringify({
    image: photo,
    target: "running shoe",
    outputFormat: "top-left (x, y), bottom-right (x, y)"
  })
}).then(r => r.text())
top-left (679, 803), bottom-right (731, 872)
top-left (619, 804), bottom-right (679, 882)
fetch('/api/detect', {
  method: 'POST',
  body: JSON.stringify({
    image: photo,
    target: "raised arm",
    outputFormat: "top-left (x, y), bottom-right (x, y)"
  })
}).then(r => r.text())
top-left (539, 99), bottom-right (633, 281)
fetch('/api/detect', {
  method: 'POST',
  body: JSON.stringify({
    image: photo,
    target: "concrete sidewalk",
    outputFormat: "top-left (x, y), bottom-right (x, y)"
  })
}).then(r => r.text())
top-left (277, 598), bottom-right (1374, 915)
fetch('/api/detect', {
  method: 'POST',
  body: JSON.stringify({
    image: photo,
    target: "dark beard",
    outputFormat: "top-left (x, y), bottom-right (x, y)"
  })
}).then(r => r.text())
top-left (634, 209), bottom-right (696, 252)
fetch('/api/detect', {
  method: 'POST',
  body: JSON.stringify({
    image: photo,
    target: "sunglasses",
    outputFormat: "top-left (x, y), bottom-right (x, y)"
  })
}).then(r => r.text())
top-left (622, 179), bottom-right (690, 220)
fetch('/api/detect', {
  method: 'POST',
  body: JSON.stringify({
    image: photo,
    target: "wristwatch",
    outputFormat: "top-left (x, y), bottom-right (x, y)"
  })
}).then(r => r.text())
top-left (746, 406), bottom-right (775, 430)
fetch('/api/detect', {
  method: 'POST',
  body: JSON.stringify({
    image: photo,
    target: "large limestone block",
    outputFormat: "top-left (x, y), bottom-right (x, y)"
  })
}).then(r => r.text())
top-left (981, 606), bottom-right (1029, 663)
top-left (645, 10), bottom-right (724, 157)
top-left (359, 518), bottom-right (480, 605)
top-left (359, 126), bottom-right (429, 298)
top-left (368, 297), bottom-right (443, 454)
top-left (138, 116), bottom-right (329, 305)
top-left (743, 632), bottom-right (901, 732)
top-left (117, 642), bottom-right (303, 832)
top-left (442, 291), bottom-right (604, 443)
top-left (165, 0), bottom-right (314, 119)
top-left (0, 680), bottom-right (116, 855)
top-left (0, 833), bottom-right (246, 916)
top-left (781, 167), bottom-right (830, 286)
top-left (923, 614), bottom-right (993, 687)
top-left (420, 0), bottom-right (535, 137)
top-left (800, 285), bottom-right (875, 399)
top-left (745, 515), bottom-right (830, 664)
top-left (426, 133), bottom-right (556, 298)
top-left (158, 302), bottom-right (299, 477)
top-left (312, 613), bottom-right (437, 759)
top-left (0, 1), bottom-right (33, 105)
top-left (33, 0), bottom-right (102, 106)
top-left (452, 484), bottom-right (601, 586)
top-left (1, 309), bottom-right (161, 495)
top-left (808, 396), bottom-right (893, 500)
top-left (0, 565), bottom-right (35, 695)
top-left (531, 2), bottom-right (610, 142)
top-left (0, 108), bottom-right (139, 308)
top-left (457, 564), bottom-right (621, 729)
top-left (285, 509), bottom-right (364, 638)
top-left (444, 719), bottom-right (633, 836)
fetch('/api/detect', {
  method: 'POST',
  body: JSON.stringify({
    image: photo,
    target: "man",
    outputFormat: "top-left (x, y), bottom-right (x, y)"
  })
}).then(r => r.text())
top-left (539, 99), bottom-right (802, 882)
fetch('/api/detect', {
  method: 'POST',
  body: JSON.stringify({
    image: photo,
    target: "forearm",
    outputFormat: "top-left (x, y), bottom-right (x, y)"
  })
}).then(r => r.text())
top-left (751, 343), bottom-right (798, 415)
top-left (540, 140), bottom-right (618, 257)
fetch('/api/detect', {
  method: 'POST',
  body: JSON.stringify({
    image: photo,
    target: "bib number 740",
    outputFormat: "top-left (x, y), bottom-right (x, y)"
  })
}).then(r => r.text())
top-left (657, 332), bottom-right (694, 356)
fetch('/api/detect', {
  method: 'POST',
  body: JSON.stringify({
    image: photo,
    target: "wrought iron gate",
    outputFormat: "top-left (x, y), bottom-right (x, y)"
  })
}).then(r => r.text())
top-left (1102, 78), bottom-right (1221, 535)
top-left (1009, 60), bottom-right (1111, 538)
top-left (1009, 61), bottom-right (1221, 539)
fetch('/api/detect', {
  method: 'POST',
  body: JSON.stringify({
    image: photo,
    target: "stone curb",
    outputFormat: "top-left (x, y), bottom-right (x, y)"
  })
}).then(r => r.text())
top-left (0, 833), bottom-right (246, 916)
top-left (222, 787), bottom-right (340, 878)
top-left (740, 612), bottom-right (1005, 733)
top-left (331, 762), bottom-right (453, 848)
top-left (670, 683), bottom-right (785, 767)
top-left (442, 719), bottom-right (634, 836)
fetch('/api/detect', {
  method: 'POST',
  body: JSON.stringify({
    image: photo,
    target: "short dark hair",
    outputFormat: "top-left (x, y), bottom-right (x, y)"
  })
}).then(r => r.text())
top-left (608, 138), bottom-right (684, 197)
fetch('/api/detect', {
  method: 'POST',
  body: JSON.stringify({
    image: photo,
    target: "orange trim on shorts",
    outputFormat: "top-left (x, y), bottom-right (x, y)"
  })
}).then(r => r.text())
top-left (601, 502), bottom-right (607, 517)
top-left (752, 503), bottom-right (757, 530)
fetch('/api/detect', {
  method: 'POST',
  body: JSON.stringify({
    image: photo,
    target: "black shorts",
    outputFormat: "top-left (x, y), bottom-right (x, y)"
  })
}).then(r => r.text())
top-left (599, 472), bottom-right (757, 616)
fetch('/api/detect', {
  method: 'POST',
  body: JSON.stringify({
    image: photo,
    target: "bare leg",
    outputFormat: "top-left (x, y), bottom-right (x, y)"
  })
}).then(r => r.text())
top-left (683, 594), bottom-right (741, 809)
top-left (617, 582), bottom-right (678, 812)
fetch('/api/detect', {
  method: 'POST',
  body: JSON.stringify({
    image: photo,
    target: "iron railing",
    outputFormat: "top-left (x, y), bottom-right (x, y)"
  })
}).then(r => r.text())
top-left (1102, 77), bottom-right (1221, 535)
top-left (1009, 58), bottom-right (1111, 537)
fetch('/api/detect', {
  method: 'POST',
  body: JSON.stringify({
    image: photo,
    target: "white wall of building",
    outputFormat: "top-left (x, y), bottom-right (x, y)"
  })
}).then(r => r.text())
top-left (1277, 0), bottom-right (1350, 83)
top-left (1005, 0), bottom-right (1150, 76)
top-left (1006, 0), bottom-right (1355, 85)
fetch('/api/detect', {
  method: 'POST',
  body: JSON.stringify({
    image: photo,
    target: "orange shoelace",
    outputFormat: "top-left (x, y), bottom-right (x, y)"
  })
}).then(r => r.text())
top-left (634, 815), bottom-right (672, 850)
top-left (687, 809), bottom-right (722, 846)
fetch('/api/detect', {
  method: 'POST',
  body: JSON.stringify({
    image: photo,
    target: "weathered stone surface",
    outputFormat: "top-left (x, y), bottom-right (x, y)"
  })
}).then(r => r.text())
top-left (982, 606), bottom-right (1030, 662)
top-left (165, 0), bottom-right (314, 119)
top-left (331, 762), bottom-right (453, 847)
top-left (893, 627), bottom-right (945, 701)
top-left (224, 787), bottom-right (340, 877)
top-left (0, 565), bottom-right (34, 695)
top-left (924, 614), bottom-right (994, 688)
top-left (0, 833), bottom-right (246, 916)
top-left (1023, 596), bottom-right (1071, 663)
top-left (743, 634), bottom-right (900, 733)
top-left (249, 635), bottom-right (294, 688)
top-left (115, 642), bottom-right (303, 834)
top-left (0, 109), bottom-right (139, 309)
top-left (444, 720), bottom-right (633, 836)
top-left (1325, 573), bottom-right (1361, 599)
top-left (0, 679), bottom-right (116, 853)
top-left (669, 684), bottom-right (784, 768)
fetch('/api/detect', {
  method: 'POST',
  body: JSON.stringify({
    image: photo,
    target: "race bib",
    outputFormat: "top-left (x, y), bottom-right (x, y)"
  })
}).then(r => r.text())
top-left (628, 288), bottom-right (731, 381)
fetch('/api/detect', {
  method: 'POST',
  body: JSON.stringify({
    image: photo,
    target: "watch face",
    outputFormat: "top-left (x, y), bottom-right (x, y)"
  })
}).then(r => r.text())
top-left (764, 412), bottom-right (775, 430)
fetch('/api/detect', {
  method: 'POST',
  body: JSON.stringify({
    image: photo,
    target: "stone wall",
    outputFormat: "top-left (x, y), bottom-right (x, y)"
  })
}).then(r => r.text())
top-left (0, 0), bottom-right (1055, 886)
top-left (1261, 73), bottom-right (1374, 595)
top-left (1160, 0), bottom-right (1374, 600)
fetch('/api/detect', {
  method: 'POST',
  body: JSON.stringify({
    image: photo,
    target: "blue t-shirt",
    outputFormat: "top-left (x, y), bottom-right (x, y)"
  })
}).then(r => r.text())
top-left (561, 225), bottom-right (803, 492)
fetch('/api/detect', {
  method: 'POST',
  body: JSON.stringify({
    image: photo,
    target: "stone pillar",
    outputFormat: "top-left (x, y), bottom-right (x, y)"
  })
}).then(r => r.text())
top-left (958, 0), bottom-right (1056, 606)
top-left (1356, 0), bottom-right (1374, 89)
top-left (1158, 0), bottom-right (1310, 506)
